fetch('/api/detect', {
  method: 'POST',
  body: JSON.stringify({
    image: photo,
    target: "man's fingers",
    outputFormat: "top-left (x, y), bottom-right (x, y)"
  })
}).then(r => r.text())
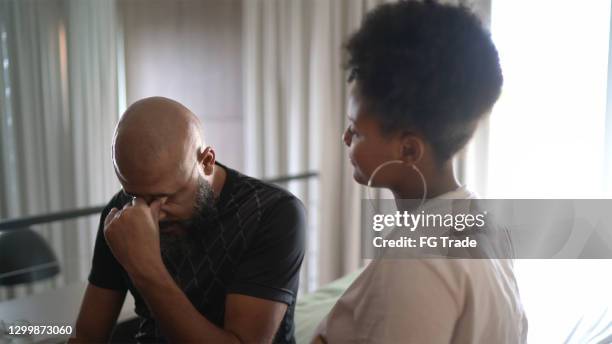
top-left (104, 208), bottom-right (119, 228)
top-left (149, 197), bottom-right (167, 223)
top-left (114, 197), bottom-right (165, 224)
top-left (133, 197), bottom-right (148, 207)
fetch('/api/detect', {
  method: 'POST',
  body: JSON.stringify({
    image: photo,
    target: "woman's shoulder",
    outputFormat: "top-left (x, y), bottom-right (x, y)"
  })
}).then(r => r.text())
top-left (361, 258), bottom-right (512, 297)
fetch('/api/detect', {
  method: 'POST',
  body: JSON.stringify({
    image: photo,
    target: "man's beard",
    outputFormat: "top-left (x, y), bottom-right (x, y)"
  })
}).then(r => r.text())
top-left (159, 176), bottom-right (217, 260)
top-left (158, 176), bottom-right (216, 230)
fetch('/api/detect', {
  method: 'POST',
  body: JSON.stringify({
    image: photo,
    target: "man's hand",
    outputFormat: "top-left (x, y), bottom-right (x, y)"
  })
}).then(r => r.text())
top-left (103, 197), bottom-right (165, 279)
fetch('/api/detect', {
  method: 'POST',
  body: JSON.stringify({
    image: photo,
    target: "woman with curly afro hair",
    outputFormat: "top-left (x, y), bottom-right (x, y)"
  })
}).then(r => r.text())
top-left (312, 1), bottom-right (527, 343)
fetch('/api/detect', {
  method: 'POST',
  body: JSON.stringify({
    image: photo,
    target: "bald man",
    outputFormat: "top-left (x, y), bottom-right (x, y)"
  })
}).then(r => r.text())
top-left (70, 97), bottom-right (305, 343)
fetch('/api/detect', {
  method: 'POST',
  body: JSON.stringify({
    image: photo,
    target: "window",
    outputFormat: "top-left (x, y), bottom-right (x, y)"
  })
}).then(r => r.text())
top-left (487, 2), bottom-right (612, 342)
top-left (488, 0), bottom-right (611, 199)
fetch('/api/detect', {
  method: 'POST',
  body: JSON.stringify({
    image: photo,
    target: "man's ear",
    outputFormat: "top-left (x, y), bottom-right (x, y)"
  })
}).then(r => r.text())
top-left (400, 132), bottom-right (424, 164)
top-left (198, 146), bottom-right (216, 175)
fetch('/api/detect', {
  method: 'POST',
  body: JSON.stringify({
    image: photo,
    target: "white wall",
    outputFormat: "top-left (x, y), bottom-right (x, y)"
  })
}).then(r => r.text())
top-left (120, 0), bottom-right (244, 171)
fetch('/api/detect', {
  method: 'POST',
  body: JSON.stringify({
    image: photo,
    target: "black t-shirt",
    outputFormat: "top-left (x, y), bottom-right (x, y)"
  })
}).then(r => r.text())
top-left (88, 163), bottom-right (306, 343)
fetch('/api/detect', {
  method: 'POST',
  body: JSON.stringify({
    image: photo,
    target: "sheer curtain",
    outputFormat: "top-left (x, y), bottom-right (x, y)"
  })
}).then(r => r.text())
top-left (0, 0), bottom-right (121, 300)
top-left (243, 0), bottom-right (379, 290)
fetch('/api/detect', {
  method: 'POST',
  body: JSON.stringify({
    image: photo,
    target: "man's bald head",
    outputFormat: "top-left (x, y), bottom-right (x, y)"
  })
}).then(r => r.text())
top-left (113, 96), bottom-right (204, 185)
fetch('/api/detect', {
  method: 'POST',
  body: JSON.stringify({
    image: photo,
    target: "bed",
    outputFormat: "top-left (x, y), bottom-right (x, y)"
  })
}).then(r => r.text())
top-left (294, 269), bottom-right (362, 344)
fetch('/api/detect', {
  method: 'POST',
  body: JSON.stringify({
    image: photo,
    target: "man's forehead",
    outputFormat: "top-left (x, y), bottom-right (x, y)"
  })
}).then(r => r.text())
top-left (115, 159), bottom-right (193, 195)
top-left (119, 177), bottom-right (177, 199)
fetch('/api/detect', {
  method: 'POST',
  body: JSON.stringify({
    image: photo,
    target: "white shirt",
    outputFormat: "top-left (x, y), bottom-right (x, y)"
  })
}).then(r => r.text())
top-left (313, 186), bottom-right (528, 343)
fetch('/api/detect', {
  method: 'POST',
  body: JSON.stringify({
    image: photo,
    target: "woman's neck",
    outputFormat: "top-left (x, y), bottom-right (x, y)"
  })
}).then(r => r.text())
top-left (392, 161), bottom-right (460, 200)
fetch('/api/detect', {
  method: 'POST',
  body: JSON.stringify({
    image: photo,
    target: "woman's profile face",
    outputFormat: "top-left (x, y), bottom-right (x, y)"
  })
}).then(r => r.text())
top-left (343, 83), bottom-right (404, 187)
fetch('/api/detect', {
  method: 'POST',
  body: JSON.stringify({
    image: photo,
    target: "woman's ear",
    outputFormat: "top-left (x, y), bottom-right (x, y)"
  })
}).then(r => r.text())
top-left (400, 132), bottom-right (424, 164)
top-left (198, 146), bottom-right (216, 175)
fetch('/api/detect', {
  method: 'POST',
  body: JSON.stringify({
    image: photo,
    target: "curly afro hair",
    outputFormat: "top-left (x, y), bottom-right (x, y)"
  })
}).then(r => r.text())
top-left (346, 0), bottom-right (503, 162)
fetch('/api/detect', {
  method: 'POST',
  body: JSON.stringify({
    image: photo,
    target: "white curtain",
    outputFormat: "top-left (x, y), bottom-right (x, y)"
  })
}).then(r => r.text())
top-left (0, 0), bottom-right (121, 300)
top-left (65, 0), bottom-right (122, 282)
top-left (243, 0), bottom-right (376, 290)
top-left (242, 0), bottom-right (491, 289)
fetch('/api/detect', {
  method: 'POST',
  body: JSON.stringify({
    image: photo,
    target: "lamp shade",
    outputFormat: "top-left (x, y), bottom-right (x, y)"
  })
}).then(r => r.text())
top-left (0, 228), bottom-right (60, 286)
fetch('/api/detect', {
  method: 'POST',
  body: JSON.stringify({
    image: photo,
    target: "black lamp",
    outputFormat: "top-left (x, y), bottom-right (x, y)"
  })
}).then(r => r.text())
top-left (0, 228), bottom-right (60, 286)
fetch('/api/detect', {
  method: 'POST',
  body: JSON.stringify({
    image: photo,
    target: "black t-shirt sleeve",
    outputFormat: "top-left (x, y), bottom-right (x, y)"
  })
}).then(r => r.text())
top-left (88, 193), bottom-right (129, 291)
top-left (227, 197), bottom-right (306, 305)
